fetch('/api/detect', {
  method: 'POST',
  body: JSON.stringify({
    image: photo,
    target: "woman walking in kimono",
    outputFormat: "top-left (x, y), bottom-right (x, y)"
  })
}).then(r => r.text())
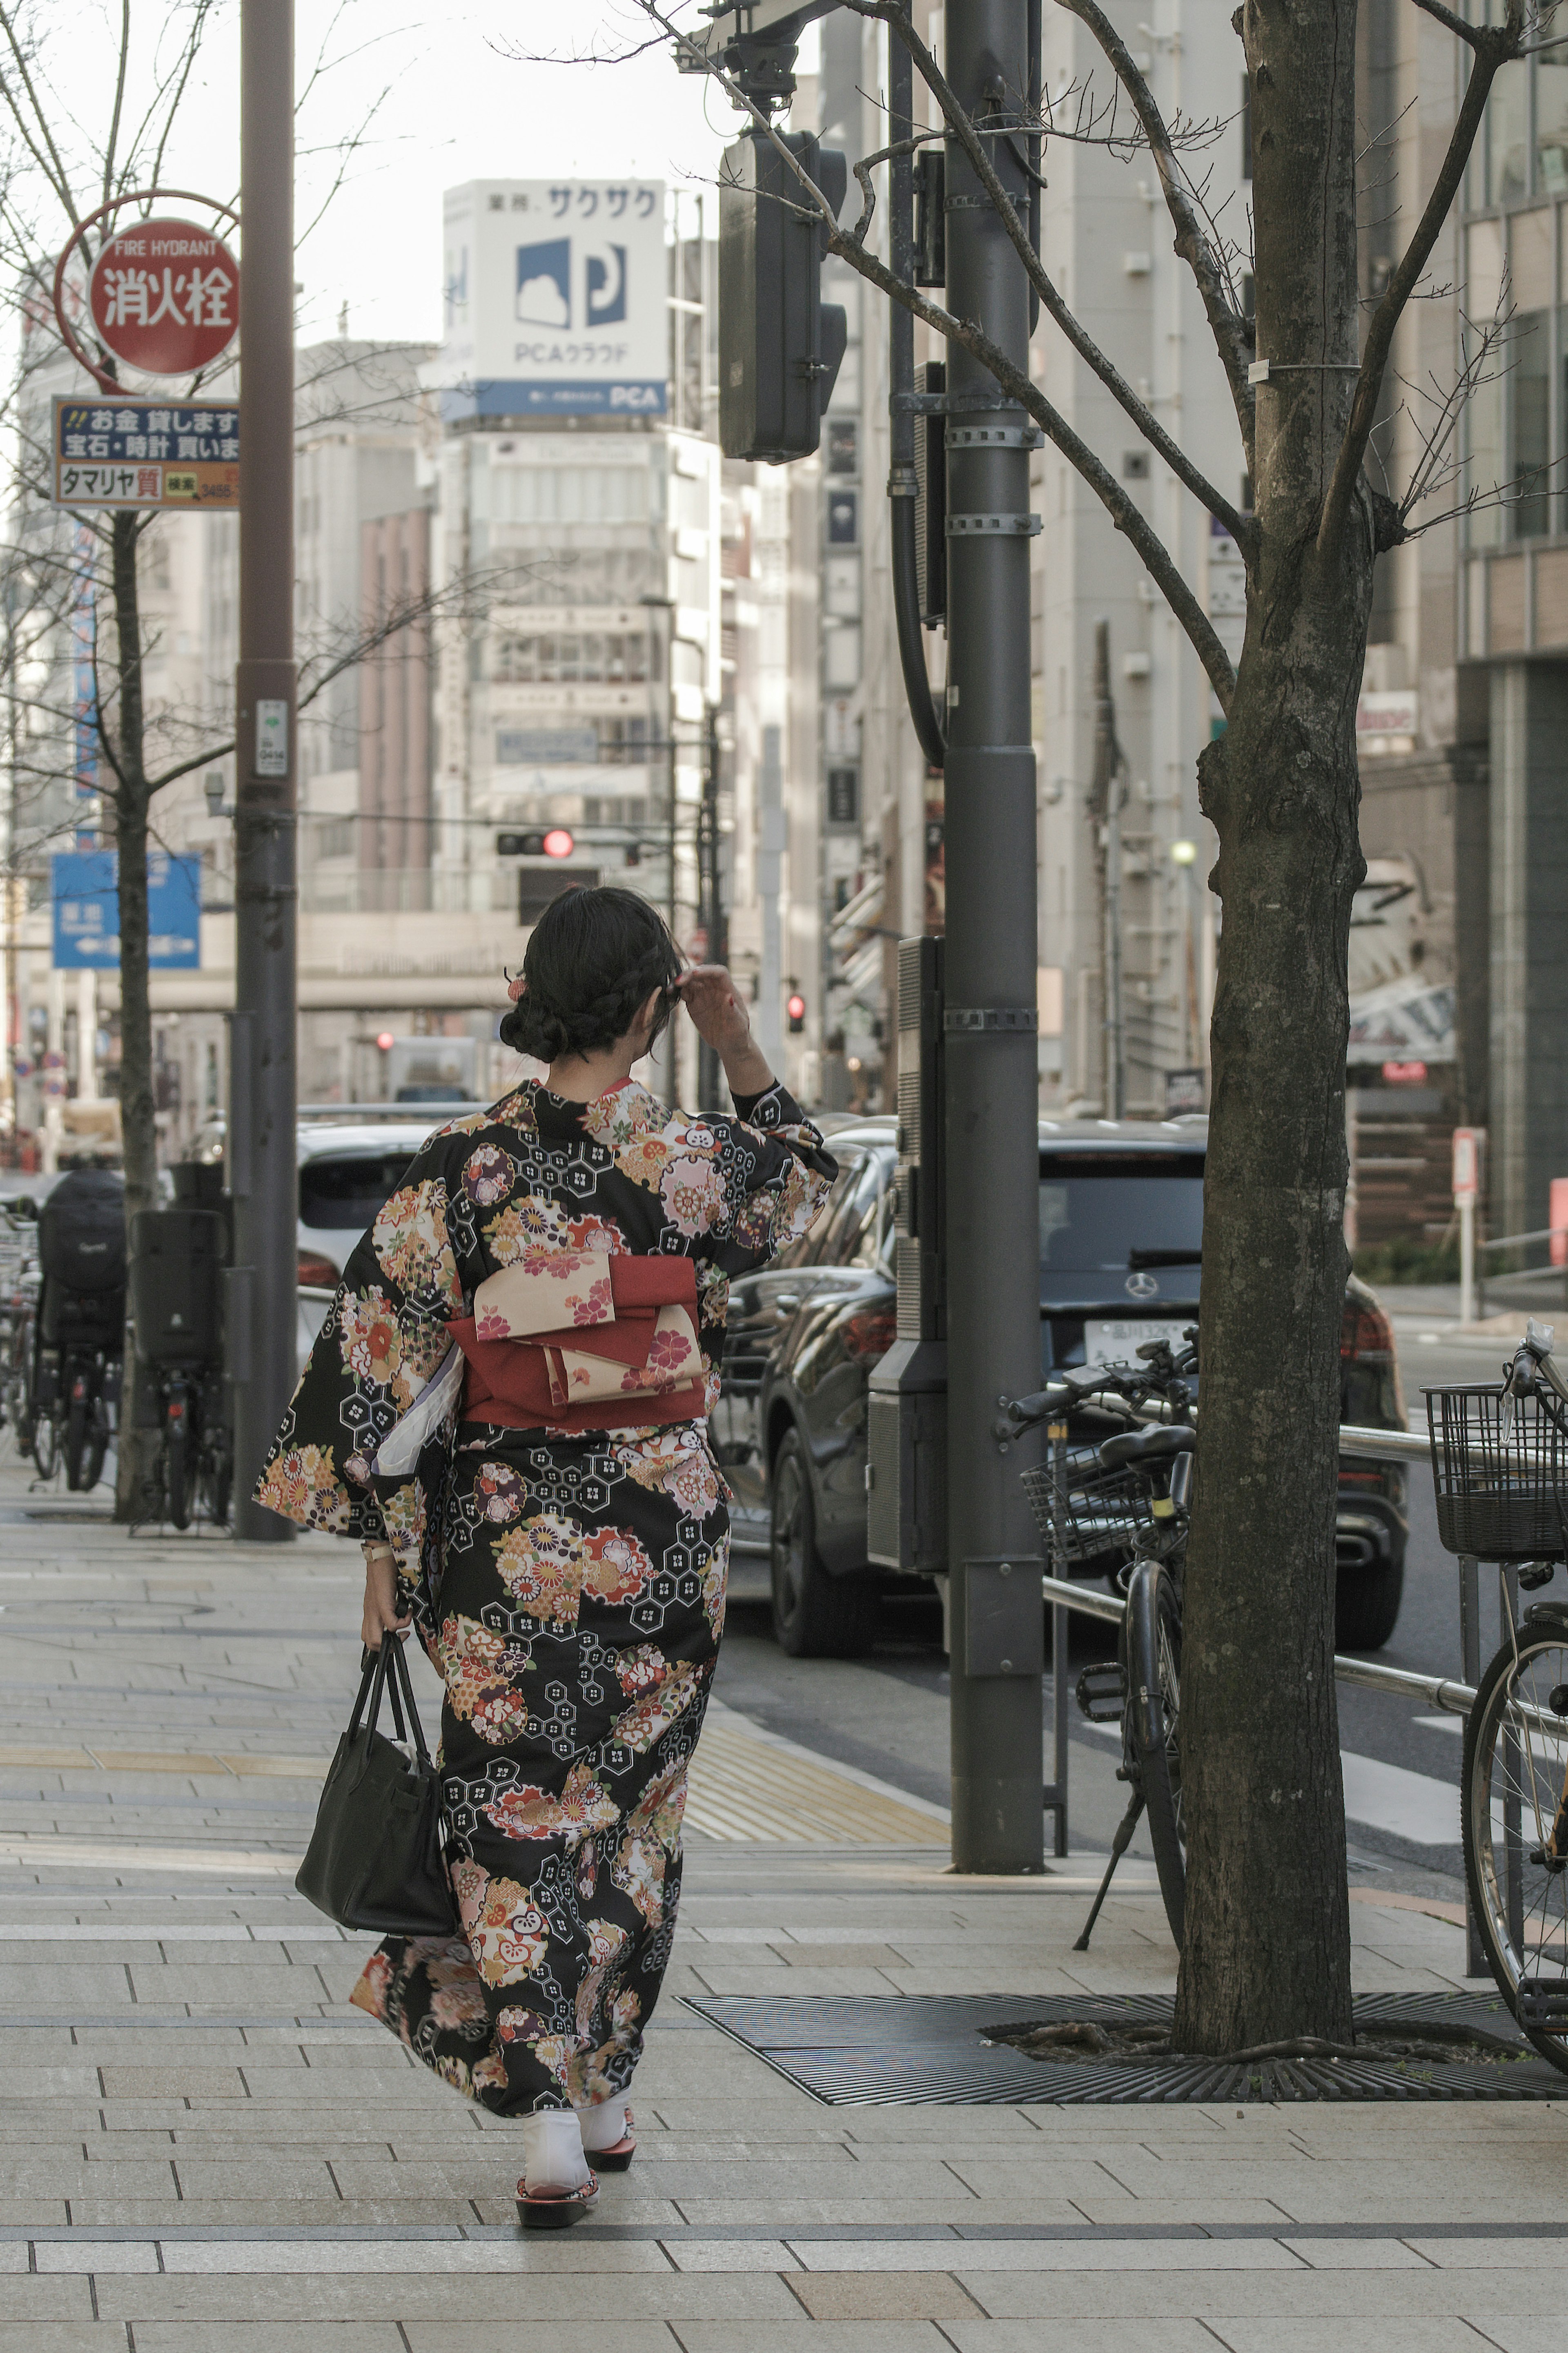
top-left (258, 887), bottom-right (835, 2225)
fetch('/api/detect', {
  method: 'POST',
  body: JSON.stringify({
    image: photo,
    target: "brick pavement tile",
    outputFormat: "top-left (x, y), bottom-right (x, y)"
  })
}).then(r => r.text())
top-left (786, 2275), bottom-right (982, 2321)
top-left (0, 2201), bottom-right (70, 2224)
top-left (167, 2162), bottom-right (341, 2200)
top-left (1405, 2238), bottom-right (1566, 2268)
top-left (0, 2330), bottom-right (123, 2352)
top-left (67, 2199), bottom-right (486, 2227)
top-left (1200, 2328), bottom-right (1495, 2353)
top-left (0, 2282), bottom-right (96, 2319)
top-left (402, 2331), bottom-right (681, 2353)
top-left (939, 2328), bottom-right (1227, 2353)
top-left (98, 2070), bottom-right (248, 2101)
top-left (0, 1967), bottom-right (136, 2005)
top-left (675, 2331), bottom-right (952, 2353)
top-left (95, 2277), bottom-right (808, 2322)
top-left (133, 2331), bottom-right (406, 2352)
top-left (664, 2201), bottom-right (1091, 2228)
top-left (122, 1962), bottom-right (317, 2001)
top-left (0, 2161), bottom-right (176, 2198)
top-left (0, 2075), bottom-right (101, 2104)
top-left (958, 2274), bottom-right (1567, 2320)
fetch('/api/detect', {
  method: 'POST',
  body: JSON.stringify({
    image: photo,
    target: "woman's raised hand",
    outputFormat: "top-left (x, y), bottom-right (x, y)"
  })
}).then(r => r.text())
top-left (672, 966), bottom-right (774, 1098)
top-left (672, 965), bottom-right (751, 1056)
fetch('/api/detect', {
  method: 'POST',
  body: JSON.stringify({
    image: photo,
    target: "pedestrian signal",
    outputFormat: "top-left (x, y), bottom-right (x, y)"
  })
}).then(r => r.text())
top-left (787, 992), bottom-right (807, 1034)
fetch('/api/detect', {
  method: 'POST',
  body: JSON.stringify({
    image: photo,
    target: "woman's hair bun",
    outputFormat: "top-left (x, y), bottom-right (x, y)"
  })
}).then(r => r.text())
top-left (500, 885), bottom-right (681, 1063)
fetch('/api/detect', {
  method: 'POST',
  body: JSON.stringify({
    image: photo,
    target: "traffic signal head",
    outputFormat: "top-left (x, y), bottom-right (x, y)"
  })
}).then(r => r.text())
top-left (497, 828), bottom-right (575, 858)
top-left (787, 992), bottom-right (806, 1034)
top-left (719, 127), bottom-right (847, 463)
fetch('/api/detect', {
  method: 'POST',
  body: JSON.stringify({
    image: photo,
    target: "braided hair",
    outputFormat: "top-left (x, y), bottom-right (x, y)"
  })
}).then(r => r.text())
top-left (501, 885), bottom-right (682, 1064)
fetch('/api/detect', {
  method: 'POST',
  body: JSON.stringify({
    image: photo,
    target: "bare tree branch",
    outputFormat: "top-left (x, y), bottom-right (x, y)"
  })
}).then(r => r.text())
top-left (1409, 0), bottom-right (1487, 49)
top-left (843, 1), bottom-right (1252, 544)
top-left (1054, 0), bottom-right (1256, 435)
top-left (642, 1), bottom-right (1238, 709)
top-left (1317, 3), bottom-right (1527, 557)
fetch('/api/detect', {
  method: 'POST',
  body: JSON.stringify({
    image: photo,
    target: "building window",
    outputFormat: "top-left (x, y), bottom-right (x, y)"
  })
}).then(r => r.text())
top-left (493, 631), bottom-right (650, 685)
top-left (1512, 309), bottom-right (1552, 536)
top-left (1467, 3), bottom-right (1568, 210)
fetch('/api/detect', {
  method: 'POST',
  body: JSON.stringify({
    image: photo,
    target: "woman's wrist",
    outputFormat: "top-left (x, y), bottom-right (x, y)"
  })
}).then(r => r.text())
top-left (721, 1040), bottom-right (775, 1098)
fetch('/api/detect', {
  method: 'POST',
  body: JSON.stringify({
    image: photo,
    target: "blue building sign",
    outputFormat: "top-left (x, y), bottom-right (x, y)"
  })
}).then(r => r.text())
top-left (52, 850), bottom-right (201, 970)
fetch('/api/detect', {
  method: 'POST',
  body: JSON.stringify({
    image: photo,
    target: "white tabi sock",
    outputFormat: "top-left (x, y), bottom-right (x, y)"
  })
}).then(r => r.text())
top-left (521, 2109), bottom-right (591, 2193)
top-left (579, 2100), bottom-right (630, 2152)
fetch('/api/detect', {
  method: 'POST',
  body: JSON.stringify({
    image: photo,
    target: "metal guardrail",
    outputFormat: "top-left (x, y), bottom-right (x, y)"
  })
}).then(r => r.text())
top-left (1039, 1570), bottom-right (1478, 1715)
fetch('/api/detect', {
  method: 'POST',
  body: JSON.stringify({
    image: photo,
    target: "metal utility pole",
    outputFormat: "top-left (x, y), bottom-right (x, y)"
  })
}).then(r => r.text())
top-left (943, 0), bottom-right (1044, 1873)
top-left (230, 0), bottom-right (298, 1542)
top-left (697, 703), bottom-right (725, 1111)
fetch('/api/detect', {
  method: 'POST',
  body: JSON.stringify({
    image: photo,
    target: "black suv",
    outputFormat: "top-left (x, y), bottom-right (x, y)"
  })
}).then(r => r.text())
top-left (712, 1116), bottom-right (1408, 1657)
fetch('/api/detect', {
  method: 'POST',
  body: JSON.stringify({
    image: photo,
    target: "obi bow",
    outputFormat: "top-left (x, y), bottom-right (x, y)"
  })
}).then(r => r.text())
top-left (449, 1250), bottom-right (706, 1434)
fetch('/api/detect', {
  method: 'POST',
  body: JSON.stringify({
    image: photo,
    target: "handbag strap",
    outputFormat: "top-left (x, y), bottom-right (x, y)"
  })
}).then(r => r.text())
top-left (347, 1646), bottom-right (383, 1740)
top-left (348, 1637), bottom-right (432, 1764)
top-left (385, 1632), bottom-right (434, 1766)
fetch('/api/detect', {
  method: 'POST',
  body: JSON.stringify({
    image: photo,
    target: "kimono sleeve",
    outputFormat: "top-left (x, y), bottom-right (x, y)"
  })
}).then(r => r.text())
top-left (695, 1081), bottom-right (837, 1278)
top-left (254, 1155), bottom-right (464, 1540)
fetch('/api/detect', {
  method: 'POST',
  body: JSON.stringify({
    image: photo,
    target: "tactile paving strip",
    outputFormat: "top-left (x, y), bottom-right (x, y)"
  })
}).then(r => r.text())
top-left (681, 1989), bottom-right (1568, 2103)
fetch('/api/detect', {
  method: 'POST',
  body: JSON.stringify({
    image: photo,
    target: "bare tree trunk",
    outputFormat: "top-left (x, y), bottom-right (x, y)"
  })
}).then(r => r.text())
top-left (107, 509), bottom-right (158, 1521)
top-left (1172, 0), bottom-right (1368, 2053)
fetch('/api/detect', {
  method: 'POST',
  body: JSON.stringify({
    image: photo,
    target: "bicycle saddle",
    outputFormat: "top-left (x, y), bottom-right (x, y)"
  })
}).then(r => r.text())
top-left (1098, 1424), bottom-right (1196, 1472)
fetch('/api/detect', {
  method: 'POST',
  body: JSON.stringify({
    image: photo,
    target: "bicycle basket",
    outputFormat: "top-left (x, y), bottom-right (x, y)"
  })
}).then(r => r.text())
top-left (1425, 1385), bottom-right (1568, 1561)
top-left (1022, 1460), bottom-right (1155, 1567)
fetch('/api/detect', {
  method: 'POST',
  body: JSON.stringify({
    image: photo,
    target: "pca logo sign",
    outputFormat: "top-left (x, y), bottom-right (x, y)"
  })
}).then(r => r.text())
top-left (516, 238), bottom-right (628, 329)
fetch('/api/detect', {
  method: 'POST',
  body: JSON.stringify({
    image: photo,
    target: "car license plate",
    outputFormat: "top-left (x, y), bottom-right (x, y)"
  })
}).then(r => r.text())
top-left (1084, 1318), bottom-right (1183, 1368)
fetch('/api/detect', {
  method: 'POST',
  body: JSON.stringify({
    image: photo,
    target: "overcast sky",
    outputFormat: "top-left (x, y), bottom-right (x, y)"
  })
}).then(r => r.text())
top-left (147, 1), bottom-right (779, 349)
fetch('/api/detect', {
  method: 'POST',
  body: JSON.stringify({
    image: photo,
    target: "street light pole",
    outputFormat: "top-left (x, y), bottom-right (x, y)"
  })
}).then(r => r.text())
top-left (230, 0), bottom-right (298, 1542)
top-left (697, 701), bottom-right (724, 1111)
top-left (943, 0), bottom-right (1044, 1873)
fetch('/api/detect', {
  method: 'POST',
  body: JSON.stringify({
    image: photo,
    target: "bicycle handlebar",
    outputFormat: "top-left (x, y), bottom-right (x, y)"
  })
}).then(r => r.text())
top-left (998, 1343), bottom-right (1196, 1437)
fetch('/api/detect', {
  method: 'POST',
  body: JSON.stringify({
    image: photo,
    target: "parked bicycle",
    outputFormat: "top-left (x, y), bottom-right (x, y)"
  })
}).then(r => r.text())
top-left (0, 1203), bottom-right (40, 1463)
top-left (1002, 1333), bottom-right (1198, 1950)
top-left (1430, 1322), bottom-right (1568, 2077)
top-left (130, 1201), bottom-right (230, 1529)
top-left (30, 1170), bottom-right (125, 1491)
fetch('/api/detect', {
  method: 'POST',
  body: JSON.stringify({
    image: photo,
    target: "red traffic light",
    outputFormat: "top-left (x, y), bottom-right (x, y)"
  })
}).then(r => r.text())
top-left (786, 992), bottom-right (806, 1034)
top-left (375, 1031), bottom-right (395, 1052)
top-left (542, 827), bottom-right (575, 859)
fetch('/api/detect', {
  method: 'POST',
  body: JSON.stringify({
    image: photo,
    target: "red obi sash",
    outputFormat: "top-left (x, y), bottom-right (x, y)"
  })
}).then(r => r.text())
top-left (449, 1252), bottom-right (706, 1435)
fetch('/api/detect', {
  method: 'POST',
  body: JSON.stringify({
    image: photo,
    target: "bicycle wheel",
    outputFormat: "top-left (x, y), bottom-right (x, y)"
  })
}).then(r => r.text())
top-left (1461, 1610), bottom-right (1568, 2075)
top-left (1124, 1558), bottom-right (1185, 1947)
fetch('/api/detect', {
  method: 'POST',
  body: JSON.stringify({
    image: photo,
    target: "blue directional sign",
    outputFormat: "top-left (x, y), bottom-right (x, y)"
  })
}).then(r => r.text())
top-left (52, 850), bottom-right (201, 970)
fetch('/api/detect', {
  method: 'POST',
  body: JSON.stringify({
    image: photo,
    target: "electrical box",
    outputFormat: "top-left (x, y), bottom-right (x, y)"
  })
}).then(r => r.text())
top-left (866, 935), bottom-right (948, 1573)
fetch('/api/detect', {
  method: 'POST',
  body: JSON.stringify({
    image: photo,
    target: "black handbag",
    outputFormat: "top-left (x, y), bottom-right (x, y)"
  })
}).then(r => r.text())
top-left (296, 1638), bottom-right (459, 1937)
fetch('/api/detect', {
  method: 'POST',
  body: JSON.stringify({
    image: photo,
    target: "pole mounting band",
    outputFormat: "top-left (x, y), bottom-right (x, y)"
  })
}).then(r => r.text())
top-left (891, 389), bottom-right (1028, 417)
top-left (947, 423), bottom-right (1040, 450)
top-left (946, 512), bottom-right (1042, 536)
top-left (944, 1007), bottom-right (1038, 1034)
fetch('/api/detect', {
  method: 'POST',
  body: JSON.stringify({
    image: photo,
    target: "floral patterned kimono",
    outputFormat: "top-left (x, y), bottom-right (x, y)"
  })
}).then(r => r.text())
top-left (257, 1077), bottom-right (835, 2116)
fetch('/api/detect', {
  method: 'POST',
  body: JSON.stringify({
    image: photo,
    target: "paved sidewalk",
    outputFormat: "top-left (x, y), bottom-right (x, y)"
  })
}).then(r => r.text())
top-left (0, 1468), bottom-right (1562, 2352)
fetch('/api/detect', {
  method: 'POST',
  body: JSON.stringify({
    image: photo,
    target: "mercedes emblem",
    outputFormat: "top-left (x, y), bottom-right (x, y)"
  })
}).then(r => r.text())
top-left (1125, 1270), bottom-right (1160, 1301)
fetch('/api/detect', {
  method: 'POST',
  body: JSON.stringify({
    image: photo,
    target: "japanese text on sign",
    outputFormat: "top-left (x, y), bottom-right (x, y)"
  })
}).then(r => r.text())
top-left (87, 216), bottom-right (239, 374)
top-left (51, 398), bottom-right (238, 511)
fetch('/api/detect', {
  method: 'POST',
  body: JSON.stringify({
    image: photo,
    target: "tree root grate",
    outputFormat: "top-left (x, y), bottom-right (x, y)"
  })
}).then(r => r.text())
top-left (679, 1991), bottom-right (1568, 2103)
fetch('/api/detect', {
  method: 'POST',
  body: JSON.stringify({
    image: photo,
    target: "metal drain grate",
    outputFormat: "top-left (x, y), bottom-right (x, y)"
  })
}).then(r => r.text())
top-left (680, 1991), bottom-right (1568, 2104)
